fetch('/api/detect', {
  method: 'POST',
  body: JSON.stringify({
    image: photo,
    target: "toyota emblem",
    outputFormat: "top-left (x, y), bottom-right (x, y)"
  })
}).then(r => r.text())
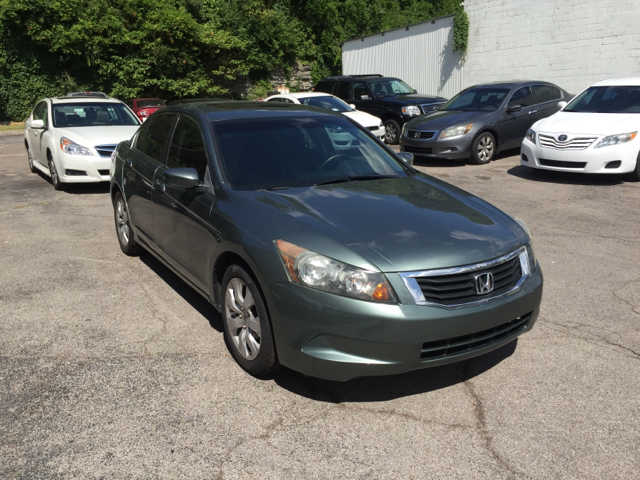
top-left (558, 134), bottom-right (568, 142)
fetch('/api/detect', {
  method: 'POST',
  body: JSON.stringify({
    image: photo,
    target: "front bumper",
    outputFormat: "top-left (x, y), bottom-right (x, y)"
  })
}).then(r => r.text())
top-left (54, 151), bottom-right (112, 183)
top-left (265, 264), bottom-right (543, 381)
top-left (400, 133), bottom-right (474, 160)
top-left (521, 137), bottom-right (639, 174)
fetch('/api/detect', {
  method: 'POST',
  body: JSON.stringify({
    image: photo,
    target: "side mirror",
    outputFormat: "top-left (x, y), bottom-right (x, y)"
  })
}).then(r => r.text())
top-left (397, 152), bottom-right (414, 166)
top-left (557, 101), bottom-right (567, 109)
top-left (349, 104), bottom-right (356, 109)
top-left (506, 104), bottom-right (522, 113)
top-left (360, 95), bottom-right (370, 100)
top-left (164, 167), bottom-right (200, 189)
top-left (31, 119), bottom-right (45, 129)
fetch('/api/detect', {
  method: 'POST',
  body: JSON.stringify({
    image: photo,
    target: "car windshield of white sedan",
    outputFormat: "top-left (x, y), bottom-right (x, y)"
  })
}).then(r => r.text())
top-left (298, 96), bottom-right (353, 112)
top-left (214, 117), bottom-right (409, 190)
top-left (52, 103), bottom-right (140, 127)
top-left (441, 88), bottom-right (509, 112)
top-left (563, 86), bottom-right (640, 113)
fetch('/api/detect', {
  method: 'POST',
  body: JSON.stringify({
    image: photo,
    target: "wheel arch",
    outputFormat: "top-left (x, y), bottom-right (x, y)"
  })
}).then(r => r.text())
top-left (212, 249), bottom-right (270, 312)
top-left (473, 128), bottom-right (501, 154)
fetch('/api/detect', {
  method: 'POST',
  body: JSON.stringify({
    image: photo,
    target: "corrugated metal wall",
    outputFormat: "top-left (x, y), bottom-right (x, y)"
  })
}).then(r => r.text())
top-left (342, 15), bottom-right (463, 99)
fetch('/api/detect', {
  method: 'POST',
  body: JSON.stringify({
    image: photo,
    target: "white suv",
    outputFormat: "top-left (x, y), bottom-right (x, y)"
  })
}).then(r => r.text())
top-left (24, 94), bottom-right (141, 189)
top-left (521, 78), bottom-right (640, 181)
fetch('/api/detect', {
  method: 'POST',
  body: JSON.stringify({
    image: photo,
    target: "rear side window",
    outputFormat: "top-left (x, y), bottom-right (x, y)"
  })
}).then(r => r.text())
top-left (315, 81), bottom-right (336, 94)
top-left (335, 82), bottom-right (351, 100)
top-left (137, 114), bottom-right (176, 162)
top-left (509, 86), bottom-right (534, 107)
top-left (166, 116), bottom-right (208, 180)
top-left (532, 85), bottom-right (561, 104)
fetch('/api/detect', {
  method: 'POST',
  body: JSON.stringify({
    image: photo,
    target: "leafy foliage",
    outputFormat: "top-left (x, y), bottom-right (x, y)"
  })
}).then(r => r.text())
top-left (453, 8), bottom-right (470, 59)
top-left (0, 0), bottom-right (462, 120)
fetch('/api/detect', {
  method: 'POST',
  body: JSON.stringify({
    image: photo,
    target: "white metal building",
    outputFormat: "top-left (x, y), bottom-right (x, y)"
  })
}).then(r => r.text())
top-left (342, 0), bottom-right (640, 98)
top-left (342, 15), bottom-right (464, 99)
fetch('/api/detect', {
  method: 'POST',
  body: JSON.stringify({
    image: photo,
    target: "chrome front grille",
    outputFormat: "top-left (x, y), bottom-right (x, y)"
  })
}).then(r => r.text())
top-left (538, 134), bottom-right (597, 150)
top-left (400, 247), bottom-right (530, 308)
top-left (420, 103), bottom-right (445, 113)
top-left (95, 144), bottom-right (117, 157)
top-left (406, 130), bottom-right (436, 139)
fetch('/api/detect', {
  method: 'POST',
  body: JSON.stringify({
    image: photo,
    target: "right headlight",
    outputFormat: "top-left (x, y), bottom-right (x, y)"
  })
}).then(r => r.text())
top-left (439, 124), bottom-right (473, 139)
top-left (276, 239), bottom-right (397, 303)
top-left (525, 128), bottom-right (536, 144)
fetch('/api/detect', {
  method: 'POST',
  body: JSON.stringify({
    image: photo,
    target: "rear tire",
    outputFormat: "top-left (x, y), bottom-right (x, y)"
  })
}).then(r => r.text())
top-left (384, 119), bottom-right (401, 145)
top-left (470, 132), bottom-right (496, 165)
top-left (222, 265), bottom-right (278, 377)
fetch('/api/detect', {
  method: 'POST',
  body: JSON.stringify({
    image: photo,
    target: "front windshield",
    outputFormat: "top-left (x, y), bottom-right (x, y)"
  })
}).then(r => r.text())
top-left (213, 116), bottom-right (409, 190)
top-left (52, 102), bottom-right (140, 127)
top-left (441, 88), bottom-right (509, 112)
top-left (298, 96), bottom-right (353, 112)
top-left (367, 79), bottom-right (415, 96)
top-left (563, 86), bottom-right (640, 113)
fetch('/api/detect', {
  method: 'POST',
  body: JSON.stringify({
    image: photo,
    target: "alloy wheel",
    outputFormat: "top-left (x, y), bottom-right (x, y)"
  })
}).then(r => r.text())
top-left (115, 198), bottom-right (130, 245)
top-left (476, 135), bottom-right (494, 162)
top-left (224, 278), bottom-right (262, 360)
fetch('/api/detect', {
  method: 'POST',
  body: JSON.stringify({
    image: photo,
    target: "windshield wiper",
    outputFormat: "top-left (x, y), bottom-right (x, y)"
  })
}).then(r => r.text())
top-left (260, 186), bottom-right (292, 191)
top-left (314, 175), bottom-right (398, 186)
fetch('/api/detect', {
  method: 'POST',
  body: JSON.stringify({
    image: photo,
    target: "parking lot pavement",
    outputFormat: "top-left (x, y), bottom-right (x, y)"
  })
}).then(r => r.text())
top-left (1, 133), bottom-right (639, 479)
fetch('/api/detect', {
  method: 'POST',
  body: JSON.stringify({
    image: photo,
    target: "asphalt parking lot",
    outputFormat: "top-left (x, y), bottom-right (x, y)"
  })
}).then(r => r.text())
top-left (1, 130), bottom-right (639, 479)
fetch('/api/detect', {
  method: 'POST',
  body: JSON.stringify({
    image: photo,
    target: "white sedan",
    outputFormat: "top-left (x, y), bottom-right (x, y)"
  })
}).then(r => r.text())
top-left (24, 95), bottom-right (141, 190)
top-left (521, 77), bottom-right (640, 181)
top-left (265, 92), bottom-right (385, 141)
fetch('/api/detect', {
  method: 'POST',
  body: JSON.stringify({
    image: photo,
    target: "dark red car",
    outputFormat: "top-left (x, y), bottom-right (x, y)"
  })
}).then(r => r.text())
top-left (127, 98), bottom-right (166, 121)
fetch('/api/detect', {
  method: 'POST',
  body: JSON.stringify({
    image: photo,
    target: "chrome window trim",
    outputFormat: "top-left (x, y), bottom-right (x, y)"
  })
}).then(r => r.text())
top-left (399, 246), bottom-right (530, 309)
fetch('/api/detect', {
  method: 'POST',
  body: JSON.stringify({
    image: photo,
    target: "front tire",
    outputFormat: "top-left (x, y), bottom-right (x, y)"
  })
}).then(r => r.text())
top-left (26, 144), bottom-right (37, 173)
top-left (222, 265), bottom-right (278, 377)
top-left (48, 155), bottom-right (64, 190)
top-left (384, 119), bottom-right (401, 145)
top-left (628, 151), bottom-right (640, 182)
top-left (113, 192), bottom-right (141, 255)
top-left (470, 132), bottom-right (496, 165)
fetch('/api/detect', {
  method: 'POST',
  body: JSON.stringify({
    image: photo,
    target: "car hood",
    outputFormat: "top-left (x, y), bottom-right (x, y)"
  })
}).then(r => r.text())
top-left (406, 110), bottom-right (491, 131)
top-left (535, 111), bottom-right (640, 135)
top-left (385, 94), bottom-right (447, 105)
top-left (342, 110), bottom-right (382, 128)
top-left (248, 175), bottom-right (527, 273)
top-left (54, 126), bottom-right (140, 147)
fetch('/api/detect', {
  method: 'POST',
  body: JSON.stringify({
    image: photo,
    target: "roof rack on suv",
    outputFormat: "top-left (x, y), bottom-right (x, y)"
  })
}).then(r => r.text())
top-left (348, 74), bottom-right (384, 78)
top-left (67, 91), bottom-right (108, 98)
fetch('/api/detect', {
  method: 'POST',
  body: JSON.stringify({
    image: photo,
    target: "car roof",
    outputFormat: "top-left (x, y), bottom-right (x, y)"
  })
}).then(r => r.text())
top-left (591, 77), bottom-right (640, 87)
top-left (320, 75), bottom-right (401, 82)
top-left (162, 100), bottom-right (343, 120)
top-left (49, 97), bottom-right (125, 105)
top-left (465, 81), bottom-right (557, 89)
top-left (266, 92), bottom-right (336, 100)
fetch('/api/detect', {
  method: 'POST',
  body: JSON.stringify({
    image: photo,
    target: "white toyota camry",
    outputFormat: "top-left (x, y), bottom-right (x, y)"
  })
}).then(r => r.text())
top-left (264, 92), bottom-right (385, 141)
top-left (521, 78), bottom-right (640, 181)
top-left (24, 94), bottom-right (141, 190)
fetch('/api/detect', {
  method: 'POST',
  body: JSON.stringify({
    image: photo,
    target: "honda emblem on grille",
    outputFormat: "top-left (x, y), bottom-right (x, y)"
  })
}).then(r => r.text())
top-left (558, 134), bottom-right (568, 142)
top-left (475, 272), bottom-right (494, 295)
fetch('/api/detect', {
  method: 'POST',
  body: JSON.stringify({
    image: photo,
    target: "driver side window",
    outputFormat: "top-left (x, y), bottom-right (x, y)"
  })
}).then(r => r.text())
top-left (509, 87), bottom-right (534, 107)
top-left (166, 116), bottom-right (208, 180)
top-left (353, 82), bottom-right (372, 101)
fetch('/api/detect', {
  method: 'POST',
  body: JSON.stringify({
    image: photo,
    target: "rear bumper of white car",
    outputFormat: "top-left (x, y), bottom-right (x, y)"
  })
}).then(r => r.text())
top-left (521, 136), bottom-right (639, 174)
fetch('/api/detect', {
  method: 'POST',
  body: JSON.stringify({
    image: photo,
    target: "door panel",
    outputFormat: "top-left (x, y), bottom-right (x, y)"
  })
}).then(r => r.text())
top-left (497, 86), bottom-right (537, 150)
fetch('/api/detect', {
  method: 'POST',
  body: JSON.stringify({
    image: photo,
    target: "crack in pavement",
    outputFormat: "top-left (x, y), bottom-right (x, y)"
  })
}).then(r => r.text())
top-left (343, 404), bottom-right (472, 431)
top-left (460, 362), bottom-right (518, 479)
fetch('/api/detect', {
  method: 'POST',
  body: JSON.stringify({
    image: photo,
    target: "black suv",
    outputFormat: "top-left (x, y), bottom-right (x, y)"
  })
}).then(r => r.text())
top-left (314, 74), bottom-right (447, 144)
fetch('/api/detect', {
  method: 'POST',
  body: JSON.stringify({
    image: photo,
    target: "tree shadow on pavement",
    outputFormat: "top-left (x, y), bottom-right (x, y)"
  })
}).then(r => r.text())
top-left (508, 164), bottom-right (627, 186)
top-left (138, 251), bottom-right (223, 333)
top-left (272, 340), bottom-right (517, 402)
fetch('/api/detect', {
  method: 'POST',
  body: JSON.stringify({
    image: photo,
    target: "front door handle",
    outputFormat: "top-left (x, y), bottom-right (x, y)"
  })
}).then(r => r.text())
top-left (153, 177), bottom-right (165, 192)
top-left (528, 109), bottom-right (538, 115)
top-left (125, 159), bottom-right (133, 167)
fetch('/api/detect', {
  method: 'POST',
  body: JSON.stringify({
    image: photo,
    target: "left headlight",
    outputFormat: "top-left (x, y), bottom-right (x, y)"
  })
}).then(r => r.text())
top-left (276, 239), bottom-right (397, 303)
top-left (512, 216), bottom-right (536, 271)
top-left (439, 124), bottom-right (473, 139)
top-left (594, 131), bottom-right (637, 149)
top-left (60, 137), bottom-right (93, 156)
top-left (525, 128), bottom-right (536, 144)
top-left (401, 106), bottom-right (420, 116)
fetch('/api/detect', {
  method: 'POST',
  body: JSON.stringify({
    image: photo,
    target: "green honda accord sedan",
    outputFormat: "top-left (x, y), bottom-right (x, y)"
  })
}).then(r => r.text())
top-left (109, 100), bottom-right (542, 381)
